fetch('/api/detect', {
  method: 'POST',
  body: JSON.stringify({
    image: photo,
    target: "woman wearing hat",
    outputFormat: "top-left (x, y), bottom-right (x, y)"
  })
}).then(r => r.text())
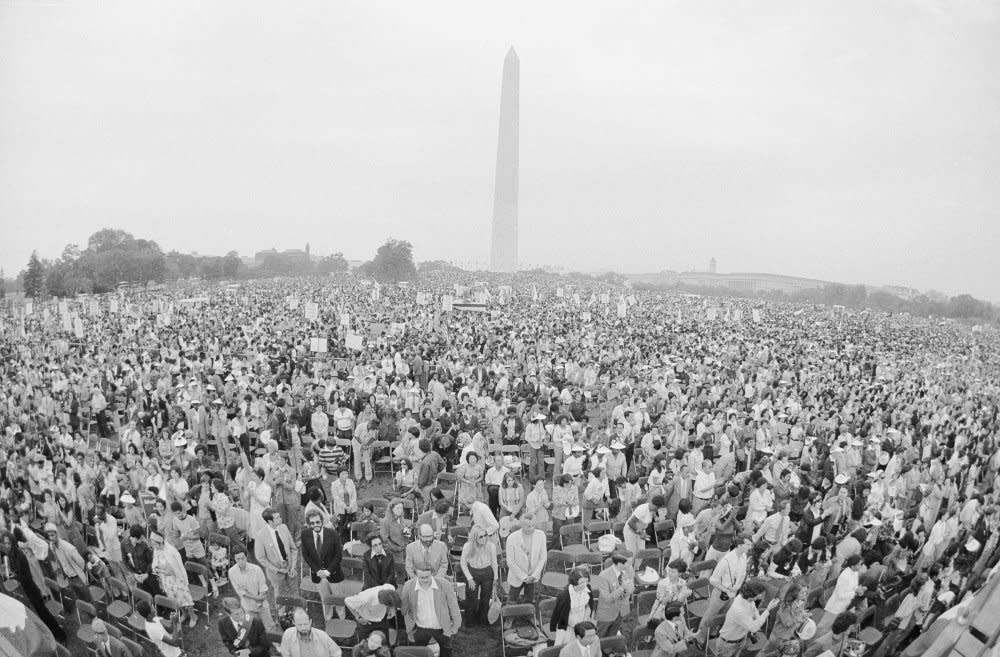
top-left (760, 583), bottom-right (809, 657)
top-left (149, 528), bottom-right (198, 627)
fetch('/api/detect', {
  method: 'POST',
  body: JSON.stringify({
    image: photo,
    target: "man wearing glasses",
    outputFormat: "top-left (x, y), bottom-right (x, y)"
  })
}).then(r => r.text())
top-left (301, 509), bottom-right (345, 621)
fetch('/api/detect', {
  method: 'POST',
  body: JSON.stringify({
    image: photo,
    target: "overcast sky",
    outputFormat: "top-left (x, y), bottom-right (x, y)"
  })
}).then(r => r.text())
top-left (1, 0), bottom-right (998, 299)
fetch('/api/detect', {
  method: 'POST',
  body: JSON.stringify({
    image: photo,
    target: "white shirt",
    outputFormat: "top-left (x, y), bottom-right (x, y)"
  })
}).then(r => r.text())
top-left (626, 502), bottom-right (655, 534)
top-left (825, 567), bottom-right (859, 615)
top-left (693, 469), bottom-right (717, 499)
top-left (414, 579), bottom-right (442, 629)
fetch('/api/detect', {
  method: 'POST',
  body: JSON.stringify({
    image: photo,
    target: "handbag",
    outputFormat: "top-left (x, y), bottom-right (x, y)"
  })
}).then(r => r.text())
top-left (487, 588), bottom-right (502, 624)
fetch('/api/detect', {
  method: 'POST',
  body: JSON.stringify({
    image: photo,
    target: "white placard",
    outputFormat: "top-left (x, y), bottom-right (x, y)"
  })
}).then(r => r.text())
top-left (600, 293), bottom-right (610, 305)
top-left (110, 298), bottom-right (119, 314)
top-left (582, 311), bottom-right (592, 322)
top-left (734, 309), bottom-right (743, 321)
top-left (340, 313), bottom-right (351, 328)
top-left (442, 295), bottom-right (453, 312)
top-left (310, 337), bottom-right (328, 353)
top-left (390, 322), bottom-right (405, 336)
top-left (287, 296), bottom-right (299, 310)
top-left (304, 302), bottom-right (319, 320)
top-left (707, 308), bottom-right (718, 321)
top-left (572, 293), bottom-right (581, 305)
top-left (345, 333), bottom-right (363, 350)
top-left (72, 316), bottom-right (84, 339)
top-left (24, 301), bottom-right (33, 316)
top-left (676, 310), bottom-right (682, 323)
top-left (62, 312), bottom-right (72, 332)
top-left (752, 309), bottom-right (761, 323)
top-left (617, 303), bottom-right (627, 319)
top-left (556, 287), bottom-right (564, 298)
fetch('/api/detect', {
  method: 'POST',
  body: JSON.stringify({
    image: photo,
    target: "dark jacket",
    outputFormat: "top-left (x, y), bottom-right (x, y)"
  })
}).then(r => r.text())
top-left (363, 550), bottom-right (397, 588)
top-left (549, 586), bottom-right (597, 632)
top-left (300, 527), bottom-right (344, 583)
top-left (218, 615), bottom-right (267, 654)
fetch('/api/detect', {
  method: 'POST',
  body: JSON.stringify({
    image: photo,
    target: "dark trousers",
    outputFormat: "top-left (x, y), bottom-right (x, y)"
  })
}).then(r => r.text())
top-left (358, 617), bottom-right (394, 643)
top-left (487, 485), bottom-right (501, 519)
top-left (508, 580), bottom-right (535, 603)
top-left (413, 626), bottom-right (452, 657)
top-left (466, 566), bottom-right (494, 625)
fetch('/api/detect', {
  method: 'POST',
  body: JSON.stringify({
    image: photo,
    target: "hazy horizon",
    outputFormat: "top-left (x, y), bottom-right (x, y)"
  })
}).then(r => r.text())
top-left (1, 1), bottom-right (998, 300)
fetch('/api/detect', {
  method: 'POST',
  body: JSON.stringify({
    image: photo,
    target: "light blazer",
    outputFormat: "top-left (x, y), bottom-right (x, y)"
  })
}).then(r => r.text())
top-left (254, 522), bottom-right (298, 577)
top-left (404, 539), bottom-right (449, 579)
top-left (400, 576), bottom-right (462, 637)
top-left (505, 529), bottom-right (547, 587)
top-left (592, 563), bottom-right (635, 621)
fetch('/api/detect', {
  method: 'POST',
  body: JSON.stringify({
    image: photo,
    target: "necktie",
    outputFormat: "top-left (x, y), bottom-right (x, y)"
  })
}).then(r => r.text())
top-left (275, 530), bottom-right (287, 561)
top-left (314, 530), bottom-right (323, 555)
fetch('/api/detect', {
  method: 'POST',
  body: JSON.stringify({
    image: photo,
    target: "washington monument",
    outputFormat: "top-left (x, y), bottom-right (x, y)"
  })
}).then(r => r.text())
top-left (489, 47), bottom-right (519, 272)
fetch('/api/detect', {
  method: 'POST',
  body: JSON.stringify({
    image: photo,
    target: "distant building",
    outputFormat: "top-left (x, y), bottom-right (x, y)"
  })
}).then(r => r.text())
top-left (627, 270), bottom-right (831, 294)
top-left (709, 257), bottom-right (717, 274)
top-left (878, 285), bottom-right (921, 301)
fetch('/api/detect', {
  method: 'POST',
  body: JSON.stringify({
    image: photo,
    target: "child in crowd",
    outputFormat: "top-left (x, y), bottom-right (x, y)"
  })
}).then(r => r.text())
top-left (209, 534), bottom-right (230, 590)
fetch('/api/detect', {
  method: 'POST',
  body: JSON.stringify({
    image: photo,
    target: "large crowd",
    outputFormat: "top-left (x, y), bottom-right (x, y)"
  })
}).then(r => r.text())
top-left (1, 275), bottom-right (999, 657)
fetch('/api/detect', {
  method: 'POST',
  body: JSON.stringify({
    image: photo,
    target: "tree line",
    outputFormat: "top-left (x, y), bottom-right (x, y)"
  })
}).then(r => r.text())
top-left (634, 280), bottom-right (999, 324)
top-left (9, 229), bottom-right (421, 299)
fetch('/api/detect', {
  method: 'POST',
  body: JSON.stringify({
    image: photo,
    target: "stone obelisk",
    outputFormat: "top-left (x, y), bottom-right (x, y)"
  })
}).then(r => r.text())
top-left (489, 47), bottom-right (519, 272)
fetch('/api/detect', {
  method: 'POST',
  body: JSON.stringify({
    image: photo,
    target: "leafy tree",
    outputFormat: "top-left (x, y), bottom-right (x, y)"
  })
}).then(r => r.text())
top-left (368, 239), bottom-right (416, 283)
top-left (222, 251), bottom-right (242, 278)
top-left (316, 253), bottom-right (349, 274)
top-left (24, 252), bottom-right (46, 298)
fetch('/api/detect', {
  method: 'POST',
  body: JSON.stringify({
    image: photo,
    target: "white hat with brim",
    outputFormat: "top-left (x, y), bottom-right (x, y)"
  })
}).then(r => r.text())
top-left (120, 493), bottom-right (135, 504)
top-left (966, 538), bottom-right (981, 552)
top-left (610, 441), bottom-right (626, 450)
top-left (596, 446), bottom-right (611, 455)
top-left (796, 619), bottom-right (817, 641)
top-left (757, 446), bottom-right (774, 455)
top-left (571, 445), bottom-right (586, 453)
top-left (834, 474), bottom-right (850, 485)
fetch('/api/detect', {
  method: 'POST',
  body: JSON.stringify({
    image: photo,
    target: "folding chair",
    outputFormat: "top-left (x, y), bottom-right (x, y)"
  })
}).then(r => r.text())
top-left (569, 551), bottom-right (605, 576)
top-left (583, 520), bottom-right (612, 549)
top-left (559, 523), bottom-right (590, 556)
top-left (371, 440), bottom-right (394, 478)
top-left (435, 472), bottom-right (460, 511)
top-left (634, 548), bottom-right (662, 582)
top-left (653, 520), bottom-right (674, 549)
top-left (153, 595), bottom-right (184, 647)
top-left (324, 599), bottom-right (358, 646)
top-left (537, 647), bottom-right (562, 657)
top-left (685, 577), bottom-right (712, 623)
top-left (121, 637), bottom-right (144, 657)
top-left (600, 635), bottom-right (627, 655)
top-left (394, 647), bottom-right (434, 657)
top-left (540, 550), bottom-right (570, 596)
top-left (856, 604), bottom-right (884, 648)
top-left (538, 596), bottom-right (558, 643)
top-left (703, 615), bottom-right (726, 656)
top-left (631, 624), bottom-right (656, 657)
top-left (106, 576), bottom-right (133, 624)
top-left (627, 585), bottom-right (656, 628)
top-left (499, 602), bottom-right (542, 657)
top-left (76, 599), bottom-right (100, 646)
top-left (689, 559), bottom-right (717, 579)
top-left (185, 560), bottom-right (213, 624)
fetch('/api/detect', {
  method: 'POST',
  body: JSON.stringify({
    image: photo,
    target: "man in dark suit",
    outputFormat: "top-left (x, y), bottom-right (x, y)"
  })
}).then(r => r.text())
top-left (218, 597), bottom-right (268, 656)
top-left (91, 619), bottom-right (130, 657)
top-left (301, 508), bottom-right (344, 620)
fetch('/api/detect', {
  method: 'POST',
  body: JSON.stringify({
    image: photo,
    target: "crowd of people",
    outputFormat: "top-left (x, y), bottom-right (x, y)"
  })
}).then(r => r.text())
top-left (1, 274), bottom-right (999, 657)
